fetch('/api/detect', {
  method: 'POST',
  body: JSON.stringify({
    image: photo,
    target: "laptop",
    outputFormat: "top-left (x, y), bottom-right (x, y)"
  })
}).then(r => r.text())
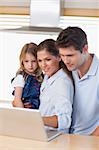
top-left (0, 107), bottom-right (61, 142)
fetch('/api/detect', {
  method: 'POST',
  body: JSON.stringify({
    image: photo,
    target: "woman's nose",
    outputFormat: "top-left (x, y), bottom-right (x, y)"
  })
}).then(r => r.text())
top-left (42, 61), bottom-right (46, 67)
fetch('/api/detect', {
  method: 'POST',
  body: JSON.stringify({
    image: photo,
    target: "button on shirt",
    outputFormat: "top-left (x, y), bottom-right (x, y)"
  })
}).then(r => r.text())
top-left (39, 69), bottom-right (74, 133)
top-left (71, 54), bottom-right (99, 135)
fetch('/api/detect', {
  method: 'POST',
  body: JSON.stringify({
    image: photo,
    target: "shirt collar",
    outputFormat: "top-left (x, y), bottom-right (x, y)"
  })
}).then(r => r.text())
top-left (41, 69), bottom-right (64, 92)
top-left (45, 68), bottom-right (64, 86)
top-left (73, 54), bottom-right (99, 81)
top-left (87, 54), bottom-right (99, 76)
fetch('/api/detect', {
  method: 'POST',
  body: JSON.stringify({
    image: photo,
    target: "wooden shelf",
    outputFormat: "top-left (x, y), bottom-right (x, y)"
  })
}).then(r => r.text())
top-left (0, 6), bottom-right (99, 17)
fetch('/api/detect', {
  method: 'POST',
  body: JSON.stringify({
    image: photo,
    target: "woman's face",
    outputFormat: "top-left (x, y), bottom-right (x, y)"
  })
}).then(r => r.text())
top-left (23, 53), bottom-right (38, 74)
top-left (37, 49), bottom-right (61, 77)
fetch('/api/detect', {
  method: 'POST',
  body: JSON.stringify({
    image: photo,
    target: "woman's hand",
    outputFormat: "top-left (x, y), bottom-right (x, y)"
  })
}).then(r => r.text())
top-left (42, 115), bottom-right (58, 128)
top-left (91, 126), bottom-right (99, 136)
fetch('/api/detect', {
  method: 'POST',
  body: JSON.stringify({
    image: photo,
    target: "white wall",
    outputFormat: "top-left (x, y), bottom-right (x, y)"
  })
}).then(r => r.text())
top-left (0, 0), bottom-right (29, 6)
top-left (0, 31), bottom-right (57, 101)
top-left (0, 0), bottom-right (99, 9)
top-left (0, 16), bottom-right (99, 101)
top-left (59, 16), bottom-right (99, 55)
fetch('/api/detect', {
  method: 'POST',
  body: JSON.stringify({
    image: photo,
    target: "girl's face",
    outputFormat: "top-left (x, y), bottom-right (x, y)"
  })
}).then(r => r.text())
top-left (37, 50), bottom-right (61, 77)
top-left (23, 53), bottom-right (38, 74)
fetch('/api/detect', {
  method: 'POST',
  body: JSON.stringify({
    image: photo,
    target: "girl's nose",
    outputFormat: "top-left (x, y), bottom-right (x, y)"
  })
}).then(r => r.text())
top-left (29, 62), bottom-right (32, 67)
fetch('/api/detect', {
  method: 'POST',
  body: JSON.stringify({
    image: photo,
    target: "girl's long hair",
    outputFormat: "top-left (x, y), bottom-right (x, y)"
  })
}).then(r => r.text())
top-left (16, 42), bottom-right (43, 82)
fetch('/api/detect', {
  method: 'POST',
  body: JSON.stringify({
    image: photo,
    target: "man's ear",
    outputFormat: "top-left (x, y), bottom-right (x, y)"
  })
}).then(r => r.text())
top-left (83, 44), bottom-right (88, 53)
top-left (57, 56), bottom-right (61, 62)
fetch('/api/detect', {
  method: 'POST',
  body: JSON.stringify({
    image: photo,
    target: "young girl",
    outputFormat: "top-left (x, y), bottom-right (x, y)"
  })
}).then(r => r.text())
top-left (12, 42), bottom-right (43, 109)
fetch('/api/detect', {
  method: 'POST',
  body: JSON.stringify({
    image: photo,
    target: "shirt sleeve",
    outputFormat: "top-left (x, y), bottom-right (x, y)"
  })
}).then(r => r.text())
top-left (12, 74), bottom-right (25, 88)
top-left (53, 78), bottom-right (74, 131)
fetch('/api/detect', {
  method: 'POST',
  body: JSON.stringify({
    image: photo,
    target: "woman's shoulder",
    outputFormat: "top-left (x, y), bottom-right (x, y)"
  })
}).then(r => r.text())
top-left (58, 69), bottom-right (72, 81)
top-left (55, 69), bottom-right (73, 88)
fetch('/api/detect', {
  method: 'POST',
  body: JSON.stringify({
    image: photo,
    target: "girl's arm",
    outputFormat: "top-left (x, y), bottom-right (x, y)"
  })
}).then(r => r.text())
top-left (42, 115), bottom-right (58, 128)
top-left (12, 87), bottom-right (24, 108)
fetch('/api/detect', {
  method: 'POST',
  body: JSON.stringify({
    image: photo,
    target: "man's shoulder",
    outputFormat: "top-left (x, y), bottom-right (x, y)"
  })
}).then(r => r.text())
top-left (93, 54), bottom-right (99, 63)
top-left (92, 54), bottom-right (99, 71)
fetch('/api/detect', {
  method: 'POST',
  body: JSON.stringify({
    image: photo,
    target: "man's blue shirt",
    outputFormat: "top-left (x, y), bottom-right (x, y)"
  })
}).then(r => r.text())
top-left (70, 54), bottom-right (99, 135)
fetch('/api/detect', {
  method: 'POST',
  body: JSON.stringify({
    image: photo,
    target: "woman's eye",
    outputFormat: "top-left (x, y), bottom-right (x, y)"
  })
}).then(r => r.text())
top-left (46, 59), bottom-right (51, 61)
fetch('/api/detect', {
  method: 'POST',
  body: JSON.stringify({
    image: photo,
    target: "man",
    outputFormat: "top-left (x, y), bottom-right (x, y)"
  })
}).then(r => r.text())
top-left (56, 26), bottom-right (99, 136)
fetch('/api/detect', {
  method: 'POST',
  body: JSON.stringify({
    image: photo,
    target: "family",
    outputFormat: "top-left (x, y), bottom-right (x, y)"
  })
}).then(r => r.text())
top-left (12, 26), bottom-right (99, 136)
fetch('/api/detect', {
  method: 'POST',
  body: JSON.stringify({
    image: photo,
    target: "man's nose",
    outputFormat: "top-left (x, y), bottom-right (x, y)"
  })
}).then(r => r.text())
top-left (63, 56), bottom-right (70, 64)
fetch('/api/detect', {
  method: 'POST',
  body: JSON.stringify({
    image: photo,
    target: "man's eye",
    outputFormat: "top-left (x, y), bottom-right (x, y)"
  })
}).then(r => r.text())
top-left (60, 55), bottom-right (65, 57)
top-left (68, 55), bottom-right (73, 57)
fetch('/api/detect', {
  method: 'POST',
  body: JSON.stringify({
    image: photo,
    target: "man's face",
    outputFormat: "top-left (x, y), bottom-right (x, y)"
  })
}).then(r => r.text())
top-left (59, 46), bottom-right (86, 71)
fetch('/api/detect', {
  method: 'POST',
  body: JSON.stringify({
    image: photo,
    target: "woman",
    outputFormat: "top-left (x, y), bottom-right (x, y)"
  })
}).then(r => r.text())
top-left (37, 39), bottom-right (74, 133)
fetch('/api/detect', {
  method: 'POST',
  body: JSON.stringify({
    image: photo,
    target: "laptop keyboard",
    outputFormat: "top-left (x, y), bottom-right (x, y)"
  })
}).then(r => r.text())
top-left (46, 130), bottom-right (59, 138)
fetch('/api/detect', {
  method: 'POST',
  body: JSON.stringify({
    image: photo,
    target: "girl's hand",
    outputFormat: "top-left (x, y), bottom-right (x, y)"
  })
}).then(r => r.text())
top-left (12, 99), bottom-right (24, 108)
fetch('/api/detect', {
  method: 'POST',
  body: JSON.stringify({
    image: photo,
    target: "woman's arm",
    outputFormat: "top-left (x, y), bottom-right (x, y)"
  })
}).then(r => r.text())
top-left (91, 126), bottom-right (99, 136)
top-left (42, 115), bottom-right (58, 128)
top-left (12, 87), bottom-right (24, 108)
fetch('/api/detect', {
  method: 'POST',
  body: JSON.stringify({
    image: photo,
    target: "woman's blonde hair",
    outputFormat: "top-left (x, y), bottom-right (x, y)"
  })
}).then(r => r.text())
top-left (16, 43), bottom-right (43, 82)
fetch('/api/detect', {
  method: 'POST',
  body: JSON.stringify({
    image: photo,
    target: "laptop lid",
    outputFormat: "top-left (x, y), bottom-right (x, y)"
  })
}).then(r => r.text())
top-left (0, 107), bottom-right (61, 142)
